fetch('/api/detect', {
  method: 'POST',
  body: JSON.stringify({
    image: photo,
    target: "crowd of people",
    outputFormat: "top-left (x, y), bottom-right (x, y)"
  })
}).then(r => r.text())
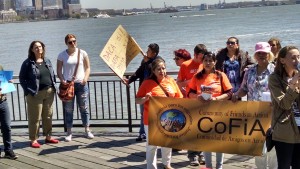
top-left (132, 37), bottom-right (300, 169)
top-left (1, 35), bottom-right (300, 169)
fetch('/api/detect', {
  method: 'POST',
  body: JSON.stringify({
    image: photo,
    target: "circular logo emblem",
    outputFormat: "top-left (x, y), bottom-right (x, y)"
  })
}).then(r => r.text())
top-left (160, 109), bottom-right (186, 132)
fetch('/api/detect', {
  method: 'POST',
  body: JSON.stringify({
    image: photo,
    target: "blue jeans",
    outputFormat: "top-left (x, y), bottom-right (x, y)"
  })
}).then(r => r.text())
top-left (0, 100), bottom-right (12, 152)
top-left (64, 83), bottom-right (90, 129)
top-left (139, 104), bottom-right (145, 136)
top-left (204, 152), bottom-right (224, 169)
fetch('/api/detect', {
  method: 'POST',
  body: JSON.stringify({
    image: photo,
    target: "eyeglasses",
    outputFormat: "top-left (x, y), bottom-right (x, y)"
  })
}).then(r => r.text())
top-left (68, 40), bottom-right (76, 45)
top-left (226, 41), bottom-right (237, 45)
top-left (270, 44), bottom-right (276, 47)
top-left (173, 57), bottom-right (181, 61)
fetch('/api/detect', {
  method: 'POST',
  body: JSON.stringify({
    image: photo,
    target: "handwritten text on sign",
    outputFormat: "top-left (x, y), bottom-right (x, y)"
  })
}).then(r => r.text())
top-left (100, 25), bottom-right (142, 79)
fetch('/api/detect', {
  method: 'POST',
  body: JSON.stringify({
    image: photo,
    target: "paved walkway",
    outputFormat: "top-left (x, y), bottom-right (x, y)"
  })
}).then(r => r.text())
top-left (0, 128), bottom-right (257, 169)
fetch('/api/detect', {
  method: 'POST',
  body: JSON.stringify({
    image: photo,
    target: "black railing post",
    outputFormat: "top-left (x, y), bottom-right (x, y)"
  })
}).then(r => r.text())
top-left (125, 75), bottom-right (133, 132)
top-left (62, 101), bottom-right (67, 132)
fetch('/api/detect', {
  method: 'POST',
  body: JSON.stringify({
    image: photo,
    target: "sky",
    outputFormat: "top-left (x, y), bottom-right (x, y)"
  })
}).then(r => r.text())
top-left (81, 0), bottom-right (261, 10)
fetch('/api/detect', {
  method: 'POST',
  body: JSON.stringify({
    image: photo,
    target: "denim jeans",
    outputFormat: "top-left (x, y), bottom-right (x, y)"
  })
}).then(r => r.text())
top-left (204, 152), bottom-right (224, 169)
top-left (139, 104), bottom-right (145, 136)
top-left (0, 100), bottom-right (12, 151)
top-left (64, 83), bottom-right (90, 128)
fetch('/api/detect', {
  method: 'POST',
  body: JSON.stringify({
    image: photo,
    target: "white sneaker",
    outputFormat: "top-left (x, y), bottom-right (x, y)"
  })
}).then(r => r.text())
top-left (65, 133), bottom-right (72, 142)
top-left (86, 131), bottom-right (94, 139)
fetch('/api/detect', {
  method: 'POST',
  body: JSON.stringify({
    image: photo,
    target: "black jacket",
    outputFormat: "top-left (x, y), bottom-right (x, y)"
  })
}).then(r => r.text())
top-left (128, 55), bottom-right (163, 86)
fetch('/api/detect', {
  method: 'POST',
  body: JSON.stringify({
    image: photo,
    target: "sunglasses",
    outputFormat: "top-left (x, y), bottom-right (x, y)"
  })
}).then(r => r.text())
top-left (173, 57), bottom-right (182, 61)
top-left (270, 44), bottom-right (276, 47)
top-left (226, 41), bottom-right (237, 45)
top-left (68, 40), bottom-right (76, 45)
top-left (256, 52), bottom-right (268, 55)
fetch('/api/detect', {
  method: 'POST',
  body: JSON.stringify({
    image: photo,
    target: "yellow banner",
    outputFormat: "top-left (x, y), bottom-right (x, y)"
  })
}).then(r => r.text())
top-left (99, 25), bottom-right (142, 79)
top-left (148, 97), bottom-right (272, 156)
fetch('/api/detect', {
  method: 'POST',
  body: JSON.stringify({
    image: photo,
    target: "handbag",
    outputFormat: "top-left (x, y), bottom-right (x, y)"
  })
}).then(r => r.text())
top-left (58, 81), bottom-right (75, 101)
top-left (266, 112), bottom-right (284, 152)
top-left (58, 49), bottom-right (80, 101)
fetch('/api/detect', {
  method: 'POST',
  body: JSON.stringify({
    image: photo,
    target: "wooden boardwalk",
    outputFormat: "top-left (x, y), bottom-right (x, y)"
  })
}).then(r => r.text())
top-left (0, 128), bottom-right (257, 169)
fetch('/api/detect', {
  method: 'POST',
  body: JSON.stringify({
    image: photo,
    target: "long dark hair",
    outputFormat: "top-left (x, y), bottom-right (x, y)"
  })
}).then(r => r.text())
top-left (195, 52), bottom-right (222, 79)
top-left (274, 46), bottom-right (299, 78)
top-left (215, 37), bottom-right (244, 71)
top-left (28, 40), bottom-right (45, 61)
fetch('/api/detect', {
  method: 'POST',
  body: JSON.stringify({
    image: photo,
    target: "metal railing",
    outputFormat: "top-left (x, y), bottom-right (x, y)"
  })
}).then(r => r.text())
top-left (8, 71), bottom-right (178, 132)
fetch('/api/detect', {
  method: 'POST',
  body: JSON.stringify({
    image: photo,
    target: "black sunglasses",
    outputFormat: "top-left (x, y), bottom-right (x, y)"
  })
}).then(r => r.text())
top-left (68, 40), bottom-right (76, 45)
top-left (226, 41), bottom-right (237, 45)
top-left (173, 57), bottom-right (181, 61)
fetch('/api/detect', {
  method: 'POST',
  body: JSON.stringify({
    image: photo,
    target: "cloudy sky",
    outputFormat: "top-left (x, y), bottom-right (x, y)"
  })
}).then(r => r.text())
top-left (81, 0), bottom-right (261, 9)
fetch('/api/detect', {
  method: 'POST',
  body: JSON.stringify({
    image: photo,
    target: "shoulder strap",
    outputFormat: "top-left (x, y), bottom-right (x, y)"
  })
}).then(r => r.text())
top-left (272, 113), bottom-right (284, 130)
top-left (154, 78), bottom-right (169, 97)
top-left (72, 48), bottom-right (80, 81)
top-left (217, 70), bottom-right (224, 94)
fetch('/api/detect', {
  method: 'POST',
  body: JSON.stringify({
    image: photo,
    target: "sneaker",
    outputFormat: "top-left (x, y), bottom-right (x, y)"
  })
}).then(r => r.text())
top-left (199, 155), bottom-right (206, 165)
top-left (141, 134), bottom-right (146, 140)
top-left (136, 134), bottom-right (146, 142)
top-left (189, 157), bottom-right (200, 166)
top-left (163, 165), bottom-right (174, 169)
top-left (65, 133), bottom-right (72, 142)
top-left (86, 131), bottom-right (94, 139)
top-left (4, 150), bottom-right (18, 160)
top-left (172, 149), bottom-right (181, 153)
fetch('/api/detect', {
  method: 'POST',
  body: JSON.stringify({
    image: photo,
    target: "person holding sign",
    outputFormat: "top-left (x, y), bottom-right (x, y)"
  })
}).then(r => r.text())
top-left (231, 42), bottom-right (276, 169)
top-left (232, 42), bottom-right (274, 101)
top-left (136, 58), bottom-right (183, 169)
top-left (19, 41), bottom-right (59, 148)
top-left (0, 65), bottom-right (18, 159)
top-left (268, 46), bottom-right (300, 169)
top-left (124, 43), bottom-right (162, 142)
top-left (187, 52), bottom-right (232, 169)
top-left (57, 34), bottom-right (94, 142)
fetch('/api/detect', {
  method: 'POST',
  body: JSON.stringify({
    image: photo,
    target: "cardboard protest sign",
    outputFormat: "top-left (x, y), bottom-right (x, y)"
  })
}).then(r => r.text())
top-left (100, 25), bottom-right (142, 79)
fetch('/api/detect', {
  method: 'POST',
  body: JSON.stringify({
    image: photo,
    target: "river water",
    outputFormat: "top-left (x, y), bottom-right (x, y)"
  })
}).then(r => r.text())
top-left (1, 5), bottom-right (299, 74)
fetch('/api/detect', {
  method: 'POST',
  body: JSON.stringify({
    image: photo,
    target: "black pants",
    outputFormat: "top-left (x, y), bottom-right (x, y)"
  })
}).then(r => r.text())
top-left (274, 140), bottom-right (300, 169)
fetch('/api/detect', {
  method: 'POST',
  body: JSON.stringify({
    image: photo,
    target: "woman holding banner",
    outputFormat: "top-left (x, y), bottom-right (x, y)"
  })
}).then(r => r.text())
top-left (136, 58), bottom-right (183, 169)
top-left (187, 52), bottom-right (232, 169)
top-left (231, 42), bottom-right (276, 169)
top-left (268, 46), bottom-right (300, 169)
